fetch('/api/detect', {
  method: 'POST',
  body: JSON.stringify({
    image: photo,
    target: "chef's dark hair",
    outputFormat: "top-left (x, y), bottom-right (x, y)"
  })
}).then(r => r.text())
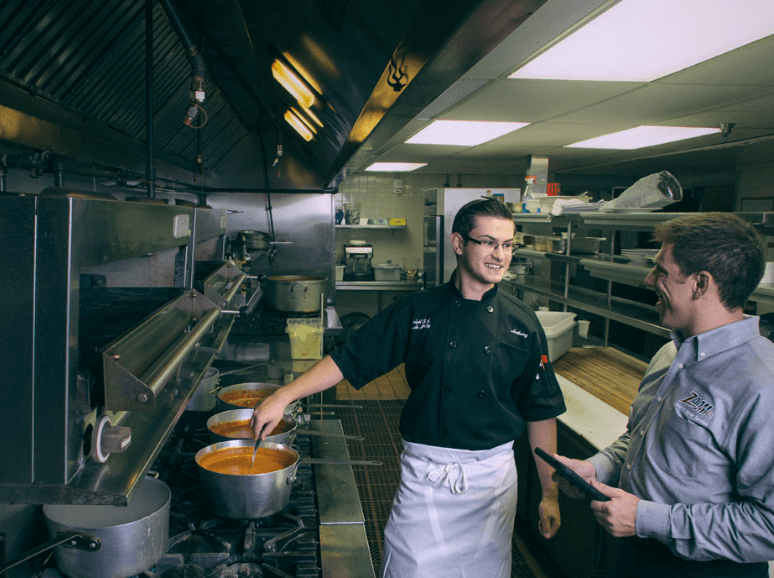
top-left (452, 198), bottom-right (514, 238)
top-left (653, 212), bottom-right (765, 310)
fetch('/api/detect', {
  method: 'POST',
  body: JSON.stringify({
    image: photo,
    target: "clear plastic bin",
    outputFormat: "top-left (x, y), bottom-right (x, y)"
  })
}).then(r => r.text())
top-left (286, 318), bottom-right (324, 360)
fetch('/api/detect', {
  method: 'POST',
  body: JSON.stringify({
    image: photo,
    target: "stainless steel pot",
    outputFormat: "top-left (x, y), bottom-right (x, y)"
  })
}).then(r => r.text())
top-left (195, 440), bottom-right (379, 519)
top-left (215, 382), bottom-right (299, 413)
top-left (42, 476), bottom-right (170, 578)
top-left (206, 409), bottom-right (364, 445)
top-left (185, 366), bottom-right (220, 412)
top-left (265, 275), bottom-right (327, 313)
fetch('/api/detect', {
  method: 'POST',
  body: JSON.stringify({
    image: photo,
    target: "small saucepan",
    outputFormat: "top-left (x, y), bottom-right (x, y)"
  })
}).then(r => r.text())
top-left (212, 382), bottom-right (300, 414)
top-left (206, 408), bottom-right (364, 445)
top-left (195, 440), bottom-right (379, 519)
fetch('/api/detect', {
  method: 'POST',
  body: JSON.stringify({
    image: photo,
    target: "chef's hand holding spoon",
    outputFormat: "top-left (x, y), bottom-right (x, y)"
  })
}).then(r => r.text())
top-left (250, 390), bottom-right (290, 441)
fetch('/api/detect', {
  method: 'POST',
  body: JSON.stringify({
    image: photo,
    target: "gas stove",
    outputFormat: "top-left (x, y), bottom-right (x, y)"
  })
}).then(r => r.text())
top-left (148, 411), bottom-right (375, 578)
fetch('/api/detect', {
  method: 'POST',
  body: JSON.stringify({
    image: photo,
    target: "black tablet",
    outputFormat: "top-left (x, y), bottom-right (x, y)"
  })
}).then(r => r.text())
top-left (534, 447), bottom-right (610, 502)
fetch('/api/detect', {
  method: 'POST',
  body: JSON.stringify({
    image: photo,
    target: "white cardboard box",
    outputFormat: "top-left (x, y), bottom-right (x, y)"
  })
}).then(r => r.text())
top-left (535, 311), bottom-right (577, 362)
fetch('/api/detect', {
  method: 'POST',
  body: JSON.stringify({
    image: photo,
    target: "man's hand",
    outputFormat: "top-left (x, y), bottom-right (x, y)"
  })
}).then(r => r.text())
top-left (589, 480), bottom-right (639, 537)
top-left (538, 495), bottom-right (561, 539)
top-left (551, 454), bottom-right (597, 499)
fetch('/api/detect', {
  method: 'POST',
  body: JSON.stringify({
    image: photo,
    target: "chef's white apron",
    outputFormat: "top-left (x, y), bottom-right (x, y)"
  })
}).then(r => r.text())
top-left (380, 439), bottom-right (518, 578)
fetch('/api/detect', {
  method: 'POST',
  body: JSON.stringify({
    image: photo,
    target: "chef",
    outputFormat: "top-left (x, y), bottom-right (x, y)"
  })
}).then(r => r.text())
top-left (251, 198), bottom-right (565, 577)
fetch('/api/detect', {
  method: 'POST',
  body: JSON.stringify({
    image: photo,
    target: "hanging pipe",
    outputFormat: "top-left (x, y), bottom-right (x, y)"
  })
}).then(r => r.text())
top-left (158, 0), bottom-right (207, 128)
top-left (52, 155), bottom-right (65, 187)
top-left (145, 0), bottom-right (156, 198)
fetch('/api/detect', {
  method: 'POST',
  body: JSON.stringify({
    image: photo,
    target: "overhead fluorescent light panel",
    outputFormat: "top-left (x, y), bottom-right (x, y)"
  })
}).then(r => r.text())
top-left (509, 0), bottom-right (774, 82)
top-left (566, 126), bottom-right (721, 149)
top-left (365, 163), bottom-right (427, 172)
top-left (406, 120), bottom-right (529, 146)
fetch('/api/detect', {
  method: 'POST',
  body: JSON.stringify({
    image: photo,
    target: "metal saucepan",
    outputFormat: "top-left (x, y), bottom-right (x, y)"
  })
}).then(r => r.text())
top-left (264, 275), bottom-right (327, 313)
top-left (42, 476), bottom-right (170, 578)
top-left (185, 366), bottom-right (220, 412)
top-left (206, 409), bottom-right (364, 445)
top-left (195, 439), bottom-right (380, 519)
top-left (213, 382), bottom-right (358, 415)
top-left (213, 382), bottom-right (300, 413)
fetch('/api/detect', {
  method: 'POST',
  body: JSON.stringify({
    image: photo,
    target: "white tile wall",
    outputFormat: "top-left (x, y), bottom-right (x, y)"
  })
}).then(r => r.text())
top-left (335, 173), bottom-right (522, 267)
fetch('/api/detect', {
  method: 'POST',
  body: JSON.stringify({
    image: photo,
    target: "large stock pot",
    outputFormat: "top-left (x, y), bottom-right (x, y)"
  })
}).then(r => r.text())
top-left (42, 476), bottom-right (170, 578)
top-left (265, 275), bottom-right (327, 313)
top-left (195, 440), bottom-right (379, 519)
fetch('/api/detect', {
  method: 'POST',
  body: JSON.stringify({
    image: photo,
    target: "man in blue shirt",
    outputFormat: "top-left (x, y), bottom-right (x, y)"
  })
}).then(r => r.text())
top-left (553, 213), bottom-right (774, 577)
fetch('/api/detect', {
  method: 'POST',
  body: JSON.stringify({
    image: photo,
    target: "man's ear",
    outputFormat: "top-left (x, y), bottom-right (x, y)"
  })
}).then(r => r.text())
top-left (693, 271), bottom-right (712, 299)
top-left (451, 232), bottom-right (464, 256)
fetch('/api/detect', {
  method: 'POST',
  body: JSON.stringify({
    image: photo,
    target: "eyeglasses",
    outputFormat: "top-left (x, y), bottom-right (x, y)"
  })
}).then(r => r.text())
top-left (461, 234), bottom-right (520, 254)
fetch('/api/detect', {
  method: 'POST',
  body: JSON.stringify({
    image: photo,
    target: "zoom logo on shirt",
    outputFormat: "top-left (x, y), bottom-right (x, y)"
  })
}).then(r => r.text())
top-left (411, 318), bottom-right (431, 330)
top-left (679, 391), bottom-right (714, 417)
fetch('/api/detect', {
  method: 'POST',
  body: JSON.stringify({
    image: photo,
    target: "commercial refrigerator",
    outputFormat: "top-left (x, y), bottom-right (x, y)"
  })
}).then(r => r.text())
top-left (423, 188), bottom-right (521, 285)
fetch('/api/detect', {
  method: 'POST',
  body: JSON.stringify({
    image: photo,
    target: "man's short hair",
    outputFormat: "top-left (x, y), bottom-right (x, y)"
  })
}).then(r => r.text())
top-left (653, 212), bottom-right (765, 310)
top-left (452, 198), bottom-right (514, 238)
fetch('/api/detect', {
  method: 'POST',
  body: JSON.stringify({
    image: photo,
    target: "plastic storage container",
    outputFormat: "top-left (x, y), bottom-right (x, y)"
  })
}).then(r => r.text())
top-left (373, 264), bottom-right (402, 281)
top-left (535, 311), bottom-right (577, 362)
top-left (286, 318), bottom-right (324, 360)
top-left (335, 265), bottom-right (345, 281)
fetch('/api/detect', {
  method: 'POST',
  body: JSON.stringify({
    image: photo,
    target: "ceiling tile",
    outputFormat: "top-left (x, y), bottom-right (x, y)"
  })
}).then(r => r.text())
top-left (441, 79), bottom-right (643, 122)
top-left (550, 83), bottom-right (774, 124)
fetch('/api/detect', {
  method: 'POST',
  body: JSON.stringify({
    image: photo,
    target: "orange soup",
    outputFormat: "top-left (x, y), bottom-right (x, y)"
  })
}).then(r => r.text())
top-left (210, 419), bottom-right (292, 439)
top-left (220, 389), bottom-right (274, 408)
top-left (198, 446), bottom-right (296, 475)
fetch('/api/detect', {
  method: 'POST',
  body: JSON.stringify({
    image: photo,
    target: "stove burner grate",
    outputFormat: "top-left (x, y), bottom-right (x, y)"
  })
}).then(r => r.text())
top-left (151, 413), bottom-right (321, 578)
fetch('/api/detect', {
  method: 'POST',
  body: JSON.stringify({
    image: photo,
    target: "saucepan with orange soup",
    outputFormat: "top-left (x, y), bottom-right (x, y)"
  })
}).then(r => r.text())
top-left (195, 440), bottom-right (380, 518)
top-left (213, 382), bottom-right (362, 416)
top-left (206, 409), bottom-right (365, 445)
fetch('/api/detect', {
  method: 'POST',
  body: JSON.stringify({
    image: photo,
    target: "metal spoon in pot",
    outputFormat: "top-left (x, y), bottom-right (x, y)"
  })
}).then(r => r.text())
top-left (251, 426), bottom-right (267, 467)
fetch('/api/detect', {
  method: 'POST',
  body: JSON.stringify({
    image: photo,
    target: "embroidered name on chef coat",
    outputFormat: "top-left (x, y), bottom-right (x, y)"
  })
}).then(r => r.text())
top-left (411, 318), bottom-right (431, 330)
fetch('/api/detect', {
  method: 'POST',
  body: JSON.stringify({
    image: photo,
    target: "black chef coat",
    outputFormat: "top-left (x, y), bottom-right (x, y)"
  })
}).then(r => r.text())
top-left (329, 274), bottom-right (566, 450)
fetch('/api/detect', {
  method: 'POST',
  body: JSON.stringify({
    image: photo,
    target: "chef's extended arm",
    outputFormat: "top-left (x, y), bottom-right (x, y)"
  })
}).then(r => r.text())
top-left (250, 355), bottom-right (343, 438)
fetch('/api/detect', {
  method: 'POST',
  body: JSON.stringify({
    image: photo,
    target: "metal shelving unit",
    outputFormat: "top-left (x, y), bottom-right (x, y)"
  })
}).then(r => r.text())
top-left (510, 211), bottom-right (774, 345)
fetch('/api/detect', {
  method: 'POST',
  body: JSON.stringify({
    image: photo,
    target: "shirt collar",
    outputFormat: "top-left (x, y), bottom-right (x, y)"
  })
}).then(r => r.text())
top-left (447, 269), bottom-right (499, 301)
top-left (672, 315), bottom-right (761, 361)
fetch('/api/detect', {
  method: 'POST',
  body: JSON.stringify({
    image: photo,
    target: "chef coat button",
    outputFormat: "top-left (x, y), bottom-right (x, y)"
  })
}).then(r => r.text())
top-left (456, 301), bottom-right (462, 307)
top-left (640, 430), bottom-right (645, 436)
top-left (478, 391), bottom-right (485, 398)
top-left (445, 386), bottom-right (453, 392)
top-left (487, 306), bottom-right (494, 313)
top-left (626, 464), bottom-right (632, 470)
top-left (657, 397), bottom-right (663, 403)
top-left (443, 429), bottom-right (450, 436)
top-left (450, 341), bottom-right (457, 348)
top-left (484, 346), bottom-right (492, 354)
top-left (699, 352), bottom-right (706, 358)
top-left (678, 363), bottom-right (684, 369)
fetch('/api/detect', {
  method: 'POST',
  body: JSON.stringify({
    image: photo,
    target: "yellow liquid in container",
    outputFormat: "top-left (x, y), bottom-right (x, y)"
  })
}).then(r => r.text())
top-left (286, 319), bottom-right (323, 360)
